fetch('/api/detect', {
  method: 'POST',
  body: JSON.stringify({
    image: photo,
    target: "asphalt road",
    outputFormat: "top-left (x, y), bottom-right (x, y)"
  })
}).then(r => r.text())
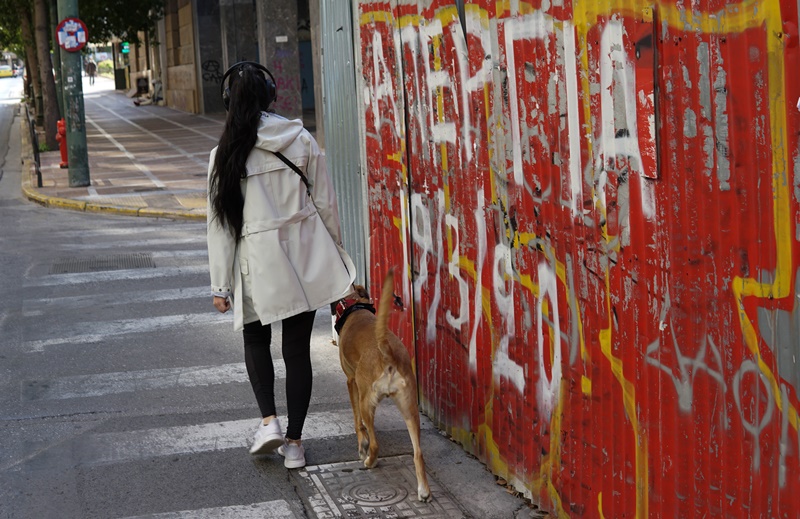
top-left (0, 88), bottom-right (534, 518)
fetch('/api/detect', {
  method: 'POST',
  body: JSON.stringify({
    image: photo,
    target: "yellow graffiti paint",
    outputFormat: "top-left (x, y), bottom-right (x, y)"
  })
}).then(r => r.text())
top-left (495, 0), bottom-right (539, 17)
top-left (537, 382), bottom-right (571, 517)
top-left (359, 10), bottom-right (396, 27)
top-left (730, 0), bottom-right (799, 435)
top-left (515, 231), bottom-right (590, 363)
top-left (582, 375), bottom-right (592, 395)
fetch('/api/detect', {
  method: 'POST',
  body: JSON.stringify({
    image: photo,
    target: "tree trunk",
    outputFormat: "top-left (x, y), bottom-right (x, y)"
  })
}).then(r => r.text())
top-left (33, 0), bottom-right (59, 150)
top-left (18, 4), bottom-right (43, 126)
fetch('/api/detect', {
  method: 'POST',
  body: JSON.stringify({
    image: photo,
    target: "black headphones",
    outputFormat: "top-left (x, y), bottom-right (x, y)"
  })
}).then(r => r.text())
top-left (220, 61), bottom-right (277, 111)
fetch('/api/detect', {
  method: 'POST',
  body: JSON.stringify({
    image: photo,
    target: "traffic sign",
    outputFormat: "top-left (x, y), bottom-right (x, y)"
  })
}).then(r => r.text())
top-left (56, 18), bottom-right (88, 52)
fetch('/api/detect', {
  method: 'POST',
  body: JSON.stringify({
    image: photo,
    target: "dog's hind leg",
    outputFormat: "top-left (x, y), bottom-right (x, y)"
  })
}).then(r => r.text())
top-left (358, 395), bottom-right (380, 468)
top-left (346, 378), bottom-right (369, 460)
top-left (401, 403), bottom-right (431, 502)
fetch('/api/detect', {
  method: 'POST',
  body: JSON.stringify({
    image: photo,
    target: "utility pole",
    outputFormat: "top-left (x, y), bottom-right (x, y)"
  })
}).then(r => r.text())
top-left (56, 0), bottom-right (89, 187)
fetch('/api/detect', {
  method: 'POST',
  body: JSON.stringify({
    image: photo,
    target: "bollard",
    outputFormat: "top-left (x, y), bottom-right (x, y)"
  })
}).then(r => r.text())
top-left (56, 118), bottom-right (68, 168)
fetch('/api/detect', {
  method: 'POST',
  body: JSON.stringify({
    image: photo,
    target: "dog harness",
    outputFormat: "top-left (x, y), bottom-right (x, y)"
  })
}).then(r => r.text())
top-left (334, 296), bottom-right (375, 334)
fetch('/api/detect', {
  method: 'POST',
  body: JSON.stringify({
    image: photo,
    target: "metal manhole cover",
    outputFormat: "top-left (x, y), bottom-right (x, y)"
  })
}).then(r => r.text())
top-left (293, 455), bottom-right (466, 518)
top-left (50, 253), bottom-right (156, 274)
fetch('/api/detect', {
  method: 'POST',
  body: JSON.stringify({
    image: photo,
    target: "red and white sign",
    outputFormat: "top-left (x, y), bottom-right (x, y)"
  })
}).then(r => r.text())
top-left (56, 18), bottom-right (88, 52)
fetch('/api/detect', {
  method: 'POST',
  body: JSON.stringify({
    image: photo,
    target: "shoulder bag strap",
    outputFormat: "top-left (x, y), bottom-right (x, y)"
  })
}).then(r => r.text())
top-left (273, 151), bottom-right (311, 197)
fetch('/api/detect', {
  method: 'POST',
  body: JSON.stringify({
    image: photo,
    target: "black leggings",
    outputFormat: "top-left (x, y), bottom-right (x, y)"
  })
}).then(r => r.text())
top-left (242, 311), bottom-right (316, 440)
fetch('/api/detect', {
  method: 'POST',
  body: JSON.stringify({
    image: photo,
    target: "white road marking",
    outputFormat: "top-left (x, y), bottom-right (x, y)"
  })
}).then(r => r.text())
top-left (121, 500), bottom-right (296, 519)
top-left (25, 265), bottom-right (207, 287)
top-left (137, 152), bottom-right (211, 162)
top-left (44, 223), bottom-right (206, 238)
top-left (24, 312), bottom-right (231, 352)
top-left (24, 286), bottom-right (209, 313)
top-left (138, 111), bottom-right (221, 143)
top-left (92, 103), bottom-right (209, 167)
top-left (77, 407), bottom-right (427, 466)
top-left (23, 362), bottom-right (283, 400)
top-left (85, 115), bottom-right (167, 188)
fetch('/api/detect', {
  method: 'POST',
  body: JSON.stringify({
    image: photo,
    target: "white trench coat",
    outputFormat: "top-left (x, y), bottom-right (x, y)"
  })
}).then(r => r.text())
top-left (207, 112), bottom-right (356, 331)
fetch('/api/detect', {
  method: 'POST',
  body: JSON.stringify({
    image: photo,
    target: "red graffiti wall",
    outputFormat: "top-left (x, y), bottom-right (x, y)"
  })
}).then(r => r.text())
top-left (355, 0), bottom-right (800, 516)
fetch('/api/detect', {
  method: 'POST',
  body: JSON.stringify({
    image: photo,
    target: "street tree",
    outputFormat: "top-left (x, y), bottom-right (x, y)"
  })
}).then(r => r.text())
top-left (80, 0), bottom-right (164, 44)
top-left (0, 0), bottom-right (165, 148)
top-left (33, 0), bottom-right (58, 149)
top-left (0, 0), bottom-right (41, 121)
top-left (18, 3), bottom-right (43, 124)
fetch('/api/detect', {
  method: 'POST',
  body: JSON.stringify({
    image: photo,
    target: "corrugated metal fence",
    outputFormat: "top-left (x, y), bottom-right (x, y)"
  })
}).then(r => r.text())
top-left (347, 0), bottom-right (800, 516)
top-left (320, 0), bottom-right (369, 286)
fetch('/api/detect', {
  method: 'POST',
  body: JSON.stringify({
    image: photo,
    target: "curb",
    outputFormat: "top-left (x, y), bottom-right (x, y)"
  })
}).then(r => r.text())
top-left (18, 103), bottom-right (206, 222)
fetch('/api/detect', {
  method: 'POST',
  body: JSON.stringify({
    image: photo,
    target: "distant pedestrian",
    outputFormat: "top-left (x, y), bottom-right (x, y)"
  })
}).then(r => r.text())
top-left (206, 62), bottom-right (355, 469)
top-left (85, 59), bottom-right (97, 85)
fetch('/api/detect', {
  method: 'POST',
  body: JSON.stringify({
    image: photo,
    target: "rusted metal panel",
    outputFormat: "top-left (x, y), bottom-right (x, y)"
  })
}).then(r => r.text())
top-left (353, 0), bottom-right (800, 516)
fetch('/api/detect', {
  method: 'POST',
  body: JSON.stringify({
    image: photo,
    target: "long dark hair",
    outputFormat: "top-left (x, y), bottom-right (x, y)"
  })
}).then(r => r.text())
top-left (209, 64), bottom-right (273, 238)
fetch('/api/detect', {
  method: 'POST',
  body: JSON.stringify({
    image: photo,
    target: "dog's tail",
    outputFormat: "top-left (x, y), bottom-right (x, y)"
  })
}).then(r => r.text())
top-left (374, 269), bottom-right (396, 362)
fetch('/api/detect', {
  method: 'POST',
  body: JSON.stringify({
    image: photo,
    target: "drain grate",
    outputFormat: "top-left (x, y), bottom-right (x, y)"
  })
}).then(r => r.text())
top-left (293, 455), bottom-right (465, 518)
top-left (50, 253), bottom-right (156, 274)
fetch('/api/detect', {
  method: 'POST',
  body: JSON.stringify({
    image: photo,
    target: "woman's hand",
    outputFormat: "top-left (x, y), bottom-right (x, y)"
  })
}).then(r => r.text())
top-left (213, 296), bottom-right (231, 313)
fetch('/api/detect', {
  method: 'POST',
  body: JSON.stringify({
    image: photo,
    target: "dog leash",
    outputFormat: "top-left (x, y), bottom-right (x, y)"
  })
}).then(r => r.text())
top-left (273, 151), bottom-right (312, 197)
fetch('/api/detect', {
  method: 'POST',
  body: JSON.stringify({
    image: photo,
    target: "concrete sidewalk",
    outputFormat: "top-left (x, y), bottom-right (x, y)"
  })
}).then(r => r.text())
top-left (21, 76), bottom-right (223, 220)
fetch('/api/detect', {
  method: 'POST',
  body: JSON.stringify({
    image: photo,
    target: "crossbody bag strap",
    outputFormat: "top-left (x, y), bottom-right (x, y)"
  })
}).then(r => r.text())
top-left (273, 151), bottom-right (311, 197)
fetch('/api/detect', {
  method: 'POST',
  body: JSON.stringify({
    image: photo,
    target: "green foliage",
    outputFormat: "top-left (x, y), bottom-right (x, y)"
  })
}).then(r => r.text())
top-left (80, 0), bottom-right (165, 45)
top-left (0, 0), bottom-right (26, 55)
top-left (0, 0), bottom-right (166, 57)
top-left (97, 59), bottom-right (113, 76)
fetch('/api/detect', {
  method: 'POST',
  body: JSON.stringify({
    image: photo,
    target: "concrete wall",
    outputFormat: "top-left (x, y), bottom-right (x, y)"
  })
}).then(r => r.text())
top-left (219, 0), bottom-right (258, 67)
top-left (129, 31), bottom-right (152, 96)
top-left (165, 0), bottom-right (198, 113)
top-left (255, 0), bottom-right (302, 119)
top-left (148, 0), bottom-right (307, 118)
top-left (195, 0), bottom-right (224, 114)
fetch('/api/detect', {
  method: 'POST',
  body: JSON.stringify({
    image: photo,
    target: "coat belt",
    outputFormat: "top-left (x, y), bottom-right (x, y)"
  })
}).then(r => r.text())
top-left (241, 204), bottom-right (317, 237)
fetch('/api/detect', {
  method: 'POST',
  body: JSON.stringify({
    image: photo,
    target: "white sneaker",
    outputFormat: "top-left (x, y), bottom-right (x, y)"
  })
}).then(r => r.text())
top-left (277, 440), bottom-right (306, 468)
top-left (249, 418), bottom-right (284, 455)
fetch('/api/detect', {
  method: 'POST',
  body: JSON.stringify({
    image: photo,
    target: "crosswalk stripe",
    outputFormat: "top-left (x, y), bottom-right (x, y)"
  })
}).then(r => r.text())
top-left (75, 407), bottom-right (425, 466)
top-left (22, 361), bottom-right (285, 400)
top-left (24, 286), bottom-right (209, 313)
top-left (151, 250), bottom-right (207, 259)
top-left (58, 236), bottom-right (205, 250)
top-left (25, 265), bottom-right (208, 287)
top-left (24, 312), bottom-right (231, 352)
top-left (41, 224), bottom-right (206, 239)
top-left (120, 500), bottom-right (296, 519)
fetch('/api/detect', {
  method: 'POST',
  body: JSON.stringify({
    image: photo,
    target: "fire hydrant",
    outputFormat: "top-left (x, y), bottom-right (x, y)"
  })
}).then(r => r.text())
top-left (56, 118), bottom-right (68, 168)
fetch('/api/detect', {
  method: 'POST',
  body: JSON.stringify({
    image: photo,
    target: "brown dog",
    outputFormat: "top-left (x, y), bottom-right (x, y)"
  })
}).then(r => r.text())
top-left (336, 269), bottom-right (431, 502)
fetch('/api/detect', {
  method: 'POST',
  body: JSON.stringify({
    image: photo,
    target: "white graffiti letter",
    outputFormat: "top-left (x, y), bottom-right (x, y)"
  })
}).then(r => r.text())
top-left (445, 213), bottom-right (469, 330)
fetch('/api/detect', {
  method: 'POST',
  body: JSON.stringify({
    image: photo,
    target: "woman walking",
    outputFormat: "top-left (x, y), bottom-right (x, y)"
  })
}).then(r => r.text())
top-left (207, 62), bottom-right (355, 468)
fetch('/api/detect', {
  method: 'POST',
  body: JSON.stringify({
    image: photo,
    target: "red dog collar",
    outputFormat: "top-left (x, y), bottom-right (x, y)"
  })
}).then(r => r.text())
top-left (334, 297), bottom-right (375, 334)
